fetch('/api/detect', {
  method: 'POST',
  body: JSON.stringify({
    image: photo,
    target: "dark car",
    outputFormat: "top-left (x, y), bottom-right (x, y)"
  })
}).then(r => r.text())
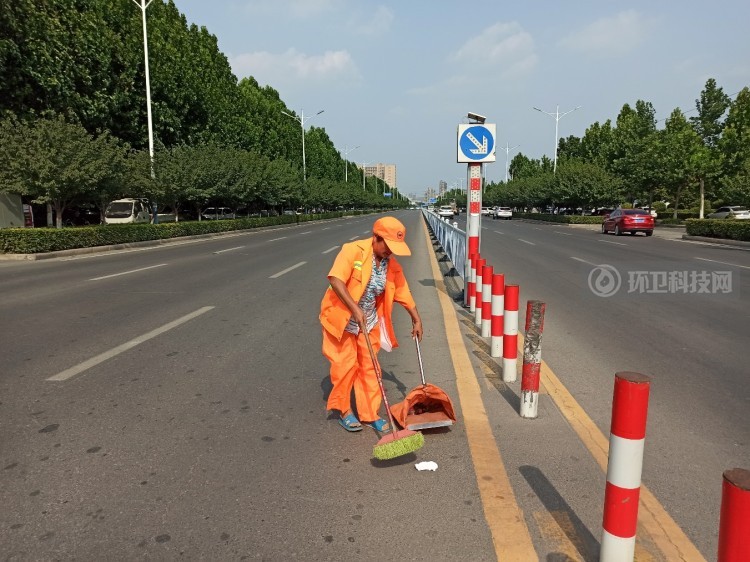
top-left (602, 209), bottom-right (654, 236)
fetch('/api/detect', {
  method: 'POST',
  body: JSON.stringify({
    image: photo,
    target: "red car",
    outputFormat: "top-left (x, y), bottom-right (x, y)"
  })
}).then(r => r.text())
top-left (601, 208), bottom-right (654, 236)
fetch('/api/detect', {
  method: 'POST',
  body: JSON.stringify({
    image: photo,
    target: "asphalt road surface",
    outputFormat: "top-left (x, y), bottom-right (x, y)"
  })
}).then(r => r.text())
top-left (1, 211), bottom-right (747, 560)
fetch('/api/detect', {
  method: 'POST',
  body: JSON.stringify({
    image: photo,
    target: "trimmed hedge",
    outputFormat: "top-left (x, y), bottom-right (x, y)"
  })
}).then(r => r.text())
top-left (514, 213), bottom-right (603, 224)
top-left (685, 219), bottom-right (750, 242)
top-left (0, 212), bottom-right (347, 254)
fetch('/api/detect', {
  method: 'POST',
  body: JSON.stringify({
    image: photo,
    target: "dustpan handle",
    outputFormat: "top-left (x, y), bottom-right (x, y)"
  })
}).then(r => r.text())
top-left (414, 337), bottom-right (427, 386)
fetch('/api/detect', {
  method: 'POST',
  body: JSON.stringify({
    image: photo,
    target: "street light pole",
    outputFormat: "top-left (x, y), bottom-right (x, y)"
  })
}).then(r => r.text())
top-left (502, 142), bottom-right (520, 182)
top-left (343, 145), bottom-right (359, 182)
top-left (533, 105), bottom-right (580, 174)
top-left (361, 162), bottom-right (369, 191)
top-left (281, 108), bottom-right (324, 183)
top-left (132, 0), bottom-right (156, 226)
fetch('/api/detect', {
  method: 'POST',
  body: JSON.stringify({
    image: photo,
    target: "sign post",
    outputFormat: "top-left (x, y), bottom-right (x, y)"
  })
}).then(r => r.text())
top-left (458, 118), bottom-right (496, 306)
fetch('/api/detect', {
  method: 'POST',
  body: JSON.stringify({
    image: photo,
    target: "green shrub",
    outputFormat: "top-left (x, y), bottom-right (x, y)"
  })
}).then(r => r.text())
top-left (685, 219), bottom-right (750, 241)
top-left (514, 213), bottom-right (603, 224)
top-left (0, 212), bottom-right (348, 254)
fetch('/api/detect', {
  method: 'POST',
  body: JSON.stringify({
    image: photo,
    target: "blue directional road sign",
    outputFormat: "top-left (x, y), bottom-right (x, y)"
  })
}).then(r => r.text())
top-left (457, 123), bottom-right (496, 163)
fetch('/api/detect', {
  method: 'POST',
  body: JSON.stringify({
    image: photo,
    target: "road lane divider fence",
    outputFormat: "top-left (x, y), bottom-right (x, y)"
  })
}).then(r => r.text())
top-left (718, 468), bottom-right (750, 561)
top-left (468, 253), bottom-right (478, 312)
top-left (520, 300), bottom-right (546, 419)
top-left (481, 264), bottom-right (493, 338)
top-left (601, 372), bottom-right (651, 561)
top-left (502, 284), bottom-right (520, 382)
top-left (474, 258), bottom-right (486, 328)
top-left (490, 273), bottom-right (504, 358)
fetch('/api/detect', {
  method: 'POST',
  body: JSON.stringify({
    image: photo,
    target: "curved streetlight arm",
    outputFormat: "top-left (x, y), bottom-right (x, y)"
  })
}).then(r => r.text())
top-left (533, 105), bottom-right (581, 173)
top-left (343, 145), bottom-right (360, 183)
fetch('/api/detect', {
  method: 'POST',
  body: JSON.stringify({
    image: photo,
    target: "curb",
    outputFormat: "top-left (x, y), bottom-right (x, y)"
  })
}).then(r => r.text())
top-left (682, 234), bottom-right (750, 248)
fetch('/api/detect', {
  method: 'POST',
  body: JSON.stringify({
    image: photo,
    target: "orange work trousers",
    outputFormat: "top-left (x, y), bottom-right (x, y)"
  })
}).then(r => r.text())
top-left (322, 325), bottom-right (382, 423)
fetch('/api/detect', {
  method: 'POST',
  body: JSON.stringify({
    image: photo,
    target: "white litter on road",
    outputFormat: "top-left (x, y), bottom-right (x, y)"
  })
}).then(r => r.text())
top-left (415, 461), bottom-right (438, 471)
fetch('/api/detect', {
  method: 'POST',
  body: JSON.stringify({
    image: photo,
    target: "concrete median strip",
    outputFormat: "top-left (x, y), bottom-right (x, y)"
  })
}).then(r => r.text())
top-left (421, 218), bottom-right (537, 561)
top-left (47, 307), bottom-right (214, 382)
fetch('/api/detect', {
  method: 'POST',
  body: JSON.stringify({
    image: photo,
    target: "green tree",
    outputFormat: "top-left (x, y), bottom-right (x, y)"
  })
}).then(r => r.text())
top-left (689, 79), bottom-right (731, 217)
top-left (0, 115), bottom-right (128, 227)
top-left (660, 109), bottom-right (706, 218)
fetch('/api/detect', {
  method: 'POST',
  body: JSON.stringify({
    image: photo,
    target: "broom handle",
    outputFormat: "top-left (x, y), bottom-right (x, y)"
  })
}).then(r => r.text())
top-left (362, 325), bottom-right (398, 431)
top-left (414, 337), bottom-right (427, 387)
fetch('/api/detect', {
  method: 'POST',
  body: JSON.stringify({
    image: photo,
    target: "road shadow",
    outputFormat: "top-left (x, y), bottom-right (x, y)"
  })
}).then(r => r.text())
top-left (456, 315), bottom-right (521, 412)
top-left (519, 465), bottom-right (600, 561)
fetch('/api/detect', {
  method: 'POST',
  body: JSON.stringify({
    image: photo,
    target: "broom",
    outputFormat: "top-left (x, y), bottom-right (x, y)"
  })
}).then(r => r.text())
top-left (362, 327), bottom-right (424, 460)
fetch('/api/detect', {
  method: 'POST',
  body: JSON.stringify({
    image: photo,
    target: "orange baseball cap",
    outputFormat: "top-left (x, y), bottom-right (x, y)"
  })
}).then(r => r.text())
top-left (373, 216), bottom-right (411, 256)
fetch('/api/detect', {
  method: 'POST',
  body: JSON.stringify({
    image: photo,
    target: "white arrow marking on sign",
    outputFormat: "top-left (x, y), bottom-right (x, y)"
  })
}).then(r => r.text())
top-left (467, 132), bottom-right (488, 155)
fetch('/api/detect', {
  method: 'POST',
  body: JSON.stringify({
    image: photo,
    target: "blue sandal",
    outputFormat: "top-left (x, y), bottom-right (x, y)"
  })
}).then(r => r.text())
top-left (364, 418), bottom-right (391, 433)
top-left (339, 413), bottom-right (363, 432)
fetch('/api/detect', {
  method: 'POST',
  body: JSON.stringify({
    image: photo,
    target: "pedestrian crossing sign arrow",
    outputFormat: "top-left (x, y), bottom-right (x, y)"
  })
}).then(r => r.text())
top-left (457, 123), bottom-right (496, 163)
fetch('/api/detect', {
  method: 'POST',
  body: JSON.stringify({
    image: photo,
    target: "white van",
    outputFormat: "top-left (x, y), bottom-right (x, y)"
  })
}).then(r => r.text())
top-left (104, 198), bottom-right (152, 224)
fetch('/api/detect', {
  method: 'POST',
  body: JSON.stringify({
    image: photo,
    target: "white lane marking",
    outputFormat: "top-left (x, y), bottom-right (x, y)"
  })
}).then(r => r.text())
top-left (555, 231), bottom-right (573, 236)
top-left (571, 257), bottom-right (599, 266)
top-left (599, 239), bottom-right (627, 246)
top-left (299, 231), bottom-right (312, 235)
top-left (269, 237), bottom-right (287, 242)
top-left (494, 230), bottom-right (504, 235)
top-left (363, 230), bottom-right (370, 234)
top-left (89, 264), bottom-right (167, 281)
top-left (349, 236), bottom-right (359, 241)
top-left (322, 227), bottom-right (330, 231)
top-left (695, 257), bottom-right (750, 270)
top-left (518, 239), bottom-right (536, 246)
top-left (270, 261), bottom-right (307, 279)
top-left (47, 307), bottom-right (214, 381)
top-left (322, 246), bottom-right (340, 254)
top-left (213, 246), bottom-right (244, 254)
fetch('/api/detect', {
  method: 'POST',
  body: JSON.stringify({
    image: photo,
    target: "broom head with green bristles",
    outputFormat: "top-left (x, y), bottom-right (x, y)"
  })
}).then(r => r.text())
top-left (373, 428), bottom-right (425, 460)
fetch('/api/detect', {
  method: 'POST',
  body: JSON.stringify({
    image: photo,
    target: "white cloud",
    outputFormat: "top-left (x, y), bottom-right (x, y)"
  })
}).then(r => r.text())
top-left (449, 21), bottom-right (538, 77)
top-left (560, 10), bottom-right (651, 57)
top-left (230, 48), bottom-right (359, 85)
top-left (353, 5), bottom-right (394, 37)
top-left (240, 0), bottom-right (341, 18)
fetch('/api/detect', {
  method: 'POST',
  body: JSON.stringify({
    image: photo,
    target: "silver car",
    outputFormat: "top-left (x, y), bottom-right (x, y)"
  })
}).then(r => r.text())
top-left (707, 206), bottom-right (750, 220)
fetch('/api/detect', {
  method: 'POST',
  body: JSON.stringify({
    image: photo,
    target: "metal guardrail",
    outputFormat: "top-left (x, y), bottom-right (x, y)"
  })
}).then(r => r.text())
top-left (422, 210), bottom-right (466, 280)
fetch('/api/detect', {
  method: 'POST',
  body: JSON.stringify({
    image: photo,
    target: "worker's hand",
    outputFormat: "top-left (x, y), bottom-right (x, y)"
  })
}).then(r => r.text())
top-left (411, 319), bottom-right (423, 341)
top-left (351, 306), bottom-right (366, 333)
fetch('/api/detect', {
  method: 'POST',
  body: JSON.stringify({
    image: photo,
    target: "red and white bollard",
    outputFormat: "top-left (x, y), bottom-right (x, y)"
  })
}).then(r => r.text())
top-left (481, 264), bottom-right (493, 338)
top-left (520, 300), bottom-right (546, 419)
top-left (601, 372), bottom-right (651, 561)
top-left (490, 274), bottom-right (505, 358)
top-left (468, 254), bottom-right (479, 313)
top-left (474, 258), bottom-right (485, 328)
top-left (502, 284), bottom-right (519, 382)
top-left (718, 468), bottom-right (750, 561)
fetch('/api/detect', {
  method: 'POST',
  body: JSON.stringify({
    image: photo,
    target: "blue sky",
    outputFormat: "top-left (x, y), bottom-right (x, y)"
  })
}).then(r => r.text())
top-left (176, 0), bottom-right (750, 199)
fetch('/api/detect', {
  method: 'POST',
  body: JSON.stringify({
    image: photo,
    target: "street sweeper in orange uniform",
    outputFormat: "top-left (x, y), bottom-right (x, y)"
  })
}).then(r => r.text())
top-left (320, 216), bottom-right (423, 433)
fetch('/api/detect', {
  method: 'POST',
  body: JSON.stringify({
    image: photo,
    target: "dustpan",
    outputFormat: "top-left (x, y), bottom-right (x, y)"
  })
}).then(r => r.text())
top-left (390, 338), bottom-right (457, 430)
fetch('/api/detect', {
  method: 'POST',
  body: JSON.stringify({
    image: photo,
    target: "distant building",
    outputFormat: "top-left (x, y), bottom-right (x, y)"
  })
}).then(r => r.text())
top-left (438, 180), bottom-right (447, 197)
top-left (360, 163), bottom-right (397, 188)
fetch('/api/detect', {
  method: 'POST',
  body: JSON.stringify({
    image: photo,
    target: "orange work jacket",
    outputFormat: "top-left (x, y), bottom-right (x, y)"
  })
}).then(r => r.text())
top-left (320, 238), bottom-right (416, 348)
